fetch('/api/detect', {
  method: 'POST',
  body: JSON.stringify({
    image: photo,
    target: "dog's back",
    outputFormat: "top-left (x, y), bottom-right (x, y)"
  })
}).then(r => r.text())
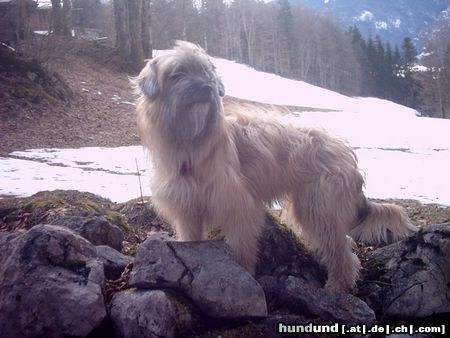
top-left (229, 115), bottom-right (362, 204)
top-left (229, 112), bottom-right (416, 290)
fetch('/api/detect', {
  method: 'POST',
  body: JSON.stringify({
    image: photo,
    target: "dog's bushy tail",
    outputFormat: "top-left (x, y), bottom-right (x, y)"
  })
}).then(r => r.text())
top-left (350, 200), bottom-right (417, 245)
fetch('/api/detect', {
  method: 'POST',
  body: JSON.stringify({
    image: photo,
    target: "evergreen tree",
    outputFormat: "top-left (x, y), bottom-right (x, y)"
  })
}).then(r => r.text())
top-left (384, 42), bottom-right (394, 100)
top-left (400, 37), bottom-right (420, 107)
top-left (374, 35), bottom-right (386, 97)
top-left (346, 31), bottom-right (422, 106)
top-left (276, 0), bottom-right (295, 76)
top-left (416, 8), bottom-right (450, 117)
top-left (402, 37), bottom-right (417, 68)
top-left (391, 46), bottom-right (403, 102)
top-left (365, 36), bottom-right (378, 95)
top-left (443, 43), bottom-right (450, 117)
top-left (347, 26), bottom-right (369, 95)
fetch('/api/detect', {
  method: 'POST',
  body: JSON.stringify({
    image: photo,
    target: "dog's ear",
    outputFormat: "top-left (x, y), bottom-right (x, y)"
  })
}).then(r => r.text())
top-left (138, 60), bottom-right (159, 99)
top-left (217, 77), bottom-right (225, 97)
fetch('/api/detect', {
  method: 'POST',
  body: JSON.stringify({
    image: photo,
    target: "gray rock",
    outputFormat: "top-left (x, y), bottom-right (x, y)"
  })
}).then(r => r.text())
top-left (129, 235), bottom-right (268, 318)
top-left (52, 215), bottom-right (124, 250)
top-left (280, 276), bottom-right (376, 325)
top-left (0, 225), bottom-right (106, 337)
top-left (96, 245), bottom-right (134, 280)
top-left (110, 289), bottom-right (195, 338)
top-left (256, 213), bottom-right (327, 288)
top-left (359, 223), bottom-right (450, 319)
top-left (204, 314), bottom-right (332, 337)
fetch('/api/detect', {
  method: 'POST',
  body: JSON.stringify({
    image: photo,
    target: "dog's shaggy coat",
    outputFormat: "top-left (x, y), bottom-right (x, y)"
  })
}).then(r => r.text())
top-left (135, 41), bottom-right (416, 291)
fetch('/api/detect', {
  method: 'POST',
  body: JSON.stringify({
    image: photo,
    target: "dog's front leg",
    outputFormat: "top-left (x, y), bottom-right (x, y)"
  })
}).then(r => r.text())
top-left (222, 218), bottom-right (263, 275)
top-left (173, 215), bottom-right (206, 242)
top-left (210, 192), bottom-right (265, 275)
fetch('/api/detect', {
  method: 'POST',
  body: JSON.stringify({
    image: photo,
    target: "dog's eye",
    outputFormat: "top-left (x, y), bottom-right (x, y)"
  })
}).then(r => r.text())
top-left (170, 72), bottom-right (184, 81)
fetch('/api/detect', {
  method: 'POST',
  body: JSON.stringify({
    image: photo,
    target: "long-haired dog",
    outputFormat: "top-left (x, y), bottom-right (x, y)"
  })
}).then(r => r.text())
top-left (134, 41), bottom-right (416, 291)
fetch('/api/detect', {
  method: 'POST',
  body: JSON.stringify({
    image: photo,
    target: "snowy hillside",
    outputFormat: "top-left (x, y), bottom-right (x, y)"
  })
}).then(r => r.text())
top-left (214, 57), bottom-right (418, 117)
top-left (1, 55), bottom-right (450, 205)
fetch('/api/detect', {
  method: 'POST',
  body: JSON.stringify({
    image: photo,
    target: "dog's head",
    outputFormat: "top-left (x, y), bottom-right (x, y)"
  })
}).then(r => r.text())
top-left (135, 41), bottom-right (225, 144)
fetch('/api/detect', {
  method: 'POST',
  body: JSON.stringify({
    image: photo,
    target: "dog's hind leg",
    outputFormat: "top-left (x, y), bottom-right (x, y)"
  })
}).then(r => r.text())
top-left (290, 176), bottom-right (361, 292)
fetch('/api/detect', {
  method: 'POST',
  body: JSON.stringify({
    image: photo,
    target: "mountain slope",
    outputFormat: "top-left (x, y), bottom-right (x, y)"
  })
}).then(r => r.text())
top-left (291, 0), bottom-right (449, 47)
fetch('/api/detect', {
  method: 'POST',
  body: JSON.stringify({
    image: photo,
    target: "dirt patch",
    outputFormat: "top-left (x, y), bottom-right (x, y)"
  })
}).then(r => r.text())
top-left (0, 39), bottom-right (140, 156)
top-left (0, 45), bottom-right (72, 104)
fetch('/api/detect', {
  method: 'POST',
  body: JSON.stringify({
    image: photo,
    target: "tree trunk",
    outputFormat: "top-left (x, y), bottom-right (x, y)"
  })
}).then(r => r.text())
top-left (15, 0), bottom-right (34, 41)
top-left (128, 0), bottom-right (144, 69)
top-left (113, 0), bottom-right (130, 61)
top-left (142, 0), bottom-right (151, 58)
top-left (51, 0), bottom-right (71, 36)
top-left (113, 0), bottom-right (149, 70)
top-left (62, 0), bottom-right (72, 36)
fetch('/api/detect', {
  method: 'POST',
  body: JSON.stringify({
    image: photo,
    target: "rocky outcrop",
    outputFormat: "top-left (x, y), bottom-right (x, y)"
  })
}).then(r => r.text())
top-left (96, 244), bottom-right (133, 280)
top-left (358, 223), bottom-right (450, 319)
top-left (0, 225), bottom-right (106, 337)
top-left (110, 290), bottom-right (196, 338)
top-left (0, 191), bottom-right (448, 337)
top-left (130, 233), bottom-right (268, 318)
top-left (278, 276), bottom-right (376, 324)
top-left (52, 215), bottom-right (125, 251)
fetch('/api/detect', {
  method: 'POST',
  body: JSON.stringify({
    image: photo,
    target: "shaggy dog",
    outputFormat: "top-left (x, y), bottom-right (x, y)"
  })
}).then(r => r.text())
top-left (134, 41), bottom-right (416, 291)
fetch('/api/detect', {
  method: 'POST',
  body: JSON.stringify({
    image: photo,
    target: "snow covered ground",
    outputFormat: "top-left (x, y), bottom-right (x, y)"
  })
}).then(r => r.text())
top-left (1, 56), bottom-right (449, 205)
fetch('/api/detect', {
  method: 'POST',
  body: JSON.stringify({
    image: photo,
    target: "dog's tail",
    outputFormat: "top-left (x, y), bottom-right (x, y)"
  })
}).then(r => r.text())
top-left (349, 199), bottom-right (417, 245)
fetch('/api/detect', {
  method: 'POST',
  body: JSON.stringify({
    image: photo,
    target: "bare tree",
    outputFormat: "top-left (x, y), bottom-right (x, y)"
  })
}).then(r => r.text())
top-left (14, 0), bottom-right (37, 42)
top-left (113, 0), bottom-right (151, 70)
top-left (418, 11), bottom-right (450, 118)
top-left (50, 0), bottom-right (72, 36)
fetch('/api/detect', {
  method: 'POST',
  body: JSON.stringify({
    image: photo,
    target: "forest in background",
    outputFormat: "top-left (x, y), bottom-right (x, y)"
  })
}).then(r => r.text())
top-left (3, 0), bottom-right (450, 118)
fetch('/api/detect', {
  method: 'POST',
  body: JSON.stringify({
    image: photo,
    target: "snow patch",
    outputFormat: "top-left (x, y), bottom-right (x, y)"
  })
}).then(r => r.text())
top-left (391, 18), bottom-right (402, 28)
top-left (354, 11), bottom-right (374, 22)
top-left (375, 21), bottom-right (388, 30)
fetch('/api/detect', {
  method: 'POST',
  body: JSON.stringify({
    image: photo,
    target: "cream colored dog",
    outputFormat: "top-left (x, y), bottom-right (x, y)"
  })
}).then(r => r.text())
top-left (134, 41), bottom-right (416, 291)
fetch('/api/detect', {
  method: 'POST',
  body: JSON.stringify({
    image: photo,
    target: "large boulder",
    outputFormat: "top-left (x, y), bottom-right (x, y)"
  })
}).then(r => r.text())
top-left (110, 289), bottom-right (196, 338)
top-left (0, 225), bottom-right (106, 337)
top-left (358, 223), bottom-right (450, 319)
top-left (96, 244), bottom-right (133, 280)
top-left (279, 276), bottom-right (376, 324)
top-left (129, 233), bottom-right (268, 318)
top-left (52, 215), bottom-right (124, 251)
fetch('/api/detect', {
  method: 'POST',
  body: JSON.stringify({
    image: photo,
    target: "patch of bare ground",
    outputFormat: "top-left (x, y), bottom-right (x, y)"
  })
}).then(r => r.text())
top-left (0, 39), bottom-right (140, 156)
